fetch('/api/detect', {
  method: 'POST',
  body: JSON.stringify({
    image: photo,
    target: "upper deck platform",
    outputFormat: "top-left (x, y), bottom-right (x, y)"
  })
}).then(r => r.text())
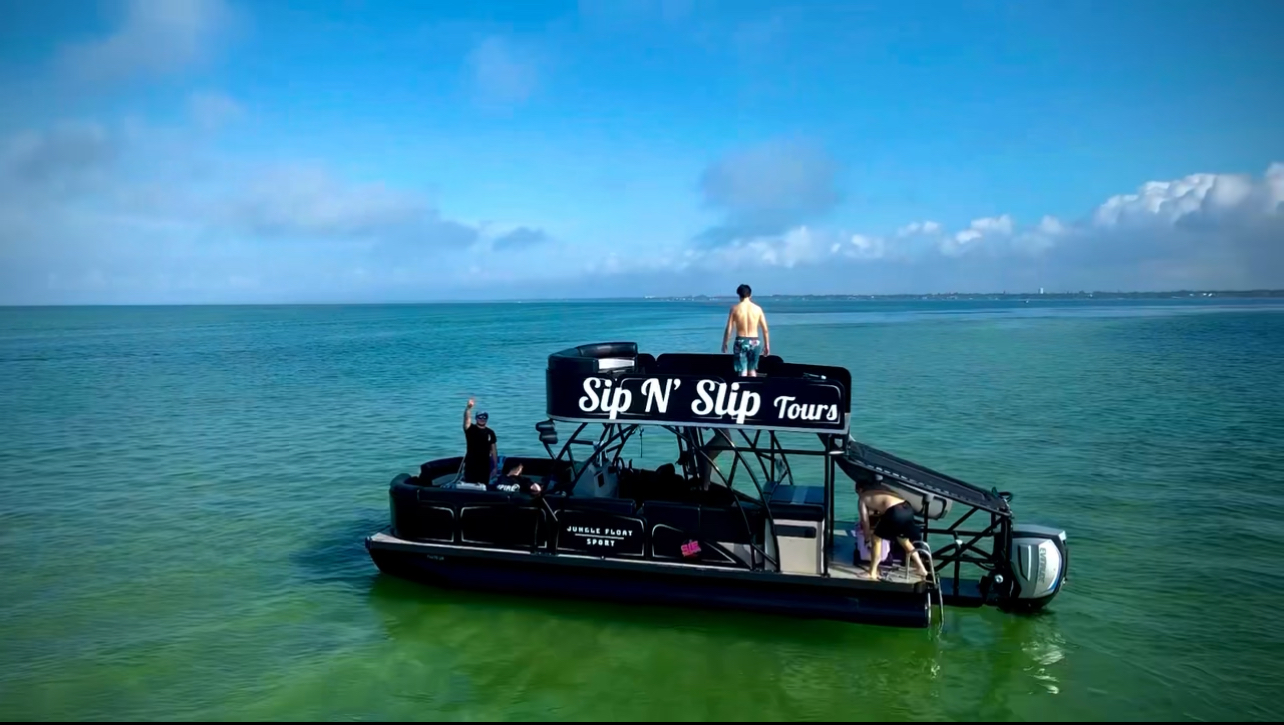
top-left (546, 342), bottom-right (852, 434)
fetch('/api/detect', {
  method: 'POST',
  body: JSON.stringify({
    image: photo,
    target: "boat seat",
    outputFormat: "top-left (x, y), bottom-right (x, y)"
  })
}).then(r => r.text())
top-left (416, 485), bottom-right (515, 506)
top-left (547, 342), bottom-right (639, 374)
top-left (547, 496), bottom-right (636, 517)
top-left (640, 500), bottom-right (764, 545)
top-left (616, 465), bottom-right (694, 503)
top-left (766, 484), bottom-right (827, 522)
top-left (596, 357), bottom-right (634, 371)
top-left (394, 502), bottom-right (455, 542)
top-left (642, 500), bottom-right (765, 565)
top-left (879, 482), bottom-right (951, 520)
top-left (571, 464), bottom-right (620, 499)
top-left (654, 352), bottom-right (739, 379)
top-left (459, 504), bottom-right (546, 550)
top-left (389, 480), bottom-right (456, 542)
top-left (401, 458), bottom-right (467, 487)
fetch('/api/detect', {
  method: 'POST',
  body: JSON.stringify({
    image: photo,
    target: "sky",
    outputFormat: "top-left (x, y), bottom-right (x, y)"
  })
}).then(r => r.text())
top-left (0, 0), bottom-right (1281, 304)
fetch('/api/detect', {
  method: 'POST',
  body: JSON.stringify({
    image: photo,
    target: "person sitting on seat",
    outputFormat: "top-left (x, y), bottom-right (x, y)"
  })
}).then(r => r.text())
top-left (492, 462), bottom-right (542, 495)
top-left (652, 461), bottom-right (698, 501)
top-left (856, 478), bottom-right (931, 582)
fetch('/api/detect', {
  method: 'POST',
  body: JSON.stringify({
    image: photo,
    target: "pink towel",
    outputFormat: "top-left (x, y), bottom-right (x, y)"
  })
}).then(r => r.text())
top-left (855, 531), bottom-right (891, 564)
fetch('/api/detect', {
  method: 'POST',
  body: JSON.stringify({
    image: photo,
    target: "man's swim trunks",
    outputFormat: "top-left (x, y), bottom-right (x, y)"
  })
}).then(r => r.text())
top-left (732, 335), bottom-right (761, 375)
top-left (873, 501), bottom-right (923, 543)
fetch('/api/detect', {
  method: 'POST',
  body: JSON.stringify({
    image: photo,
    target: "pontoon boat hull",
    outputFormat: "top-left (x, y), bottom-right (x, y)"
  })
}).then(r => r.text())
top-left (365, 532), bottom-right (932, 628)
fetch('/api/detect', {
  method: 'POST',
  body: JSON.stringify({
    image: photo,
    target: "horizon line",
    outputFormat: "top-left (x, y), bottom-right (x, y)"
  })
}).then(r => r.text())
top-left (2, 288), bottom-right (1283, 308)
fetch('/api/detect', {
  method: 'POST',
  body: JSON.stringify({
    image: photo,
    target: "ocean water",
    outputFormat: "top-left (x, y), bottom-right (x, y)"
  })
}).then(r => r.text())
top-left (1, 298), bottom-right (1282, 722)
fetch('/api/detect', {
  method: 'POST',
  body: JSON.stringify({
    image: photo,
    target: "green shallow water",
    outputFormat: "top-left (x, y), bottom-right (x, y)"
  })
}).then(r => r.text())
top-left (1, 299), bottom-right (1282, 721)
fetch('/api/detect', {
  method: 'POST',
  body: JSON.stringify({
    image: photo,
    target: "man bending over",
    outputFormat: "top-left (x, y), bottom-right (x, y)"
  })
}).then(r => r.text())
top-left (857, 478), bottom-right (931, 582)
top-left (721, 283), bottom-right (771, 376)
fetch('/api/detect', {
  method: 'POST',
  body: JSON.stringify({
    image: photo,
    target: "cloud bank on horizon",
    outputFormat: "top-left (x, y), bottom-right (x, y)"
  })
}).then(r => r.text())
top-left (0, 0), bottom-right (1281, 304)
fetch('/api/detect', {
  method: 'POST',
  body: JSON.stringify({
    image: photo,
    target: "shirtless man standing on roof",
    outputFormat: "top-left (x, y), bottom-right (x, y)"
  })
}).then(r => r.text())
top-left (721, 284), bottom-right (770, 376)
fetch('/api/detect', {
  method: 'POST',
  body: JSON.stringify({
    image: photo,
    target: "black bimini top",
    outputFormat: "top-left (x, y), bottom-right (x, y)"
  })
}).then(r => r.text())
top-left (545, 341), bottom-right (852, 434)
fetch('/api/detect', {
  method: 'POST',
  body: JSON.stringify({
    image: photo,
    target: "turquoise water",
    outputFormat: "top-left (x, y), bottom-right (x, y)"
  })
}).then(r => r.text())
top-left (1, 299), bottom-right (1282, 721)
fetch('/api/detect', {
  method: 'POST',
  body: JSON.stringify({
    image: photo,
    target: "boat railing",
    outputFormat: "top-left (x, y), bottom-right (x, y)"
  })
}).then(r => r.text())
top-left (672, 425), bottom-right (782, 573)
top-left (538, 418), bottom-right (806, 572)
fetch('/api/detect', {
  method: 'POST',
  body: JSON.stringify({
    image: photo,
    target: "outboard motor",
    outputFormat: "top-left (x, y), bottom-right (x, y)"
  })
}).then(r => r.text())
top-left (1003, 524), bottom-right (1068, 612)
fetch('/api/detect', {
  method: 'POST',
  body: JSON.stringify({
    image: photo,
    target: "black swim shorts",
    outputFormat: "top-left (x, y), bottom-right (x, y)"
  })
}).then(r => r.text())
top-left (872, 501), bottom-right (922, 542)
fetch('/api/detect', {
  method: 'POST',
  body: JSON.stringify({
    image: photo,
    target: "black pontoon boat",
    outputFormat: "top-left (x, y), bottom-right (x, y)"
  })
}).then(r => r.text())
top-left (365, 342), bottom-right (1069, 628)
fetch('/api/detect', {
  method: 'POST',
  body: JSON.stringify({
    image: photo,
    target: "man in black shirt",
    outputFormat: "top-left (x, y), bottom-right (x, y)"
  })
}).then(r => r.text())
top-left (494, 462), bottom-right (542, 495)
top-left (462, 398), bottom-right (497, 484)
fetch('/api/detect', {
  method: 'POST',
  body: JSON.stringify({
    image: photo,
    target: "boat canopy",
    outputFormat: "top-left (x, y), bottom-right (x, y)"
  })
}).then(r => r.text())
top-left (545, 342), bottom-right (852, 434)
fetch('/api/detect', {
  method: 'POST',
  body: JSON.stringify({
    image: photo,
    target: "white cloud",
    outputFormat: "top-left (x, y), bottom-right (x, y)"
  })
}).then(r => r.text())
top-left (588, 162), bottom-right (1284, 293)
top-left (1, 121), bottom-right (118, 198)
top-left (488, 226), bottom-right (552, 250)
top-left (467, 36), bottom-right (541, 106)
top-left (671, 139), bottom-right (1283, 292)
top-left (220, 163), bottom-right (452, 242)
top-left (187, 91), bottom-right (244, 131)
top-left (0, 4), bottom-right (569, 303)
top-left (56, 0), bottom-right (233, 82)
top-left (895, 221), bottom-right (942, 237)
top-left (4, 95), bottom-right (1280, 302)
top-left (701, 226), bottom-right (831, 269)
top-left (1092, 166), bottom-right (1283, 232)
top-left (942, 215), bottom-right (1015, 256)
top-left (834, 233), bottom-right (888, 261)
top-left (695, 138), bottom-right (842, 245)
top-left (0, 107), bottom-right (559, 304)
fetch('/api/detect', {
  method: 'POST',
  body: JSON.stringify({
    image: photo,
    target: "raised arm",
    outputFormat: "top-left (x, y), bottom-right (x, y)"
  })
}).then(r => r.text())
top-left (721, 308), bottom-right (735, 353)
top-left (463, 398), bottom-right (474, 431)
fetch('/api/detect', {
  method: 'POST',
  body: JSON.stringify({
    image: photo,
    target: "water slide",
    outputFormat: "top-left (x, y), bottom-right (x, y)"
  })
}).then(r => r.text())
top-left (835, 438), bottom-right (1011, 519)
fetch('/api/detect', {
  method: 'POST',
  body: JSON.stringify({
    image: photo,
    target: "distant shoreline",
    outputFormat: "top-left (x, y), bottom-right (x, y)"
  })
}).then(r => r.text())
top-left (3, 289), bottom-right (1283, 308)
top-left (644, 290), bottom-right (1284, 302)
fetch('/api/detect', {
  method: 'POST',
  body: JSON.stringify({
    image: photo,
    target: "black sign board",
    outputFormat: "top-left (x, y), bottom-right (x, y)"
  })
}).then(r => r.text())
top-left (557, 510), bottom-right (646, 557)
top-left (546, 370), bottom-right (849, 433)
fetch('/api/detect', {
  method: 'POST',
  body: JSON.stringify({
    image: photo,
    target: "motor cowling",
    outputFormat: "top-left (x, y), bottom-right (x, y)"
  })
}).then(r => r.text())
top-left (1003, 523), bottom-right (1068, 612)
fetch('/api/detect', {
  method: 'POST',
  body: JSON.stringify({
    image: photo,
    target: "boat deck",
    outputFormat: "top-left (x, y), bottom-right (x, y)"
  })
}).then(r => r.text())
top-left (826, 521), bottom-right (930, 585)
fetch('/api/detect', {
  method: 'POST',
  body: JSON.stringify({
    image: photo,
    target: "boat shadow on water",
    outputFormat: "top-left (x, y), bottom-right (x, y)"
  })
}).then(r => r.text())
top-left (290, 517), bottom-right (1071, 721)
top-left (360, 574), bottom-right (1072, 721)
top-left (364, 572), bottom-right (917, 649)
top-left (290, 511), bottom-right (389, 590)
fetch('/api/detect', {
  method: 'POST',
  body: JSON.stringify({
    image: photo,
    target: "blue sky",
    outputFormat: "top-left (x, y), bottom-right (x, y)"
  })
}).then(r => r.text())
top-left (1, 0), bottom-right (1281, 304)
